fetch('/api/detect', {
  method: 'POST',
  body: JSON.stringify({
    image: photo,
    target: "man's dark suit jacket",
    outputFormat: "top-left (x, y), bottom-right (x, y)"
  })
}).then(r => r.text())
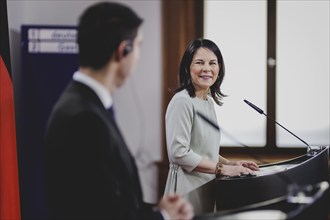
top-left (44, 81), bottom-right (162, 220)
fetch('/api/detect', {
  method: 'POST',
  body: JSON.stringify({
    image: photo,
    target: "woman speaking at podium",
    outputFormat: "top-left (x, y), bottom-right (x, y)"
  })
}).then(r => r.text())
top-left (164, 39), bottom-right (259, 212)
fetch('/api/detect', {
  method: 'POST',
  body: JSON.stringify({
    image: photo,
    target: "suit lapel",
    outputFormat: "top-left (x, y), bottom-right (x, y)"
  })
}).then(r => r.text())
top-left (104, 109), bottom-right (138, 178)
top-left (104, 107), bottom-right (143, 205)
top-left (71, 81), bottom-right (139, 183)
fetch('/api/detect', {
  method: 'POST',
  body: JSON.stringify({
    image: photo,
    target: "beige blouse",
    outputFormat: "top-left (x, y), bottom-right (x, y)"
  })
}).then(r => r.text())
top-left (164, 89), bottom-right (221, 197)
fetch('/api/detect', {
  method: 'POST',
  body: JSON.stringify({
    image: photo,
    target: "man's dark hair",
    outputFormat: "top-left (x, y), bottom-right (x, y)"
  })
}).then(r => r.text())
top-left (77, 2), bottom-right (143, 70)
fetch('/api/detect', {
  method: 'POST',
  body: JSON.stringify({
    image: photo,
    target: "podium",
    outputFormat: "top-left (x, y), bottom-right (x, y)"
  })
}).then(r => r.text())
top-left (195, 181), bottom-right (329, 220)
top-left (185, 146), bottom-right (329, 219)
top-left (216, 146), bottom-right (329, 211)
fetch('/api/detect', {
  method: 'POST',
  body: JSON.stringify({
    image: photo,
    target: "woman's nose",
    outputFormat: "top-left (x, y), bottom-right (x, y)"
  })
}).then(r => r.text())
top-left (202, 64), bottom-right (211, 72)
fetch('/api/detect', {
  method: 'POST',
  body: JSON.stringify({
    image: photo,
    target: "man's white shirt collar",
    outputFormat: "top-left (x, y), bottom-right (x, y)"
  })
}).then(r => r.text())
top-left (73, 71), bottom-right (113, 109)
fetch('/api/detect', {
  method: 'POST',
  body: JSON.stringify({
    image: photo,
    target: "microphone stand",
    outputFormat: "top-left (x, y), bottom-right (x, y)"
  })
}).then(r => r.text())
top-left (243, 99), bottom-right (322, 156)
top-left (195, 110), bottom-right (325, 212)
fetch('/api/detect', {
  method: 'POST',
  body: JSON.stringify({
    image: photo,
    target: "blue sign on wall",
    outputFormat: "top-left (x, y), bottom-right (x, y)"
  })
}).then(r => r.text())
top-left (19, 25), bottom-right (78, 219)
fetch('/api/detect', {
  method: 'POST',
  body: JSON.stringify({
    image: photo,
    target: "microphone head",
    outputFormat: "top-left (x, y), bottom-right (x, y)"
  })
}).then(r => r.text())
top-left (244, 99), bottom-right (264, 114)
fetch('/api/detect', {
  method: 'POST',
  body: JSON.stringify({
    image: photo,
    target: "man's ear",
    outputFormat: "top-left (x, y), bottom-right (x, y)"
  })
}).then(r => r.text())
top-left (117, 40), bottom-right (133, 60)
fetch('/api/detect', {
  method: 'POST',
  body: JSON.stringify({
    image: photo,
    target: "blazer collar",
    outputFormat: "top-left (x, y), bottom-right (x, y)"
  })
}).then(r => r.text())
top-left (73, 71), bottom-right (113, 109)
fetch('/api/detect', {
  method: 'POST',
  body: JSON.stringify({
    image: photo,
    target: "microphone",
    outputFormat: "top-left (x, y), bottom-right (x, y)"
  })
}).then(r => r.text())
top-left (195, 111), bottom-right (220, 131)
top-left (195, 111), bottom-right (293, 181)
top-left (195, 111), bottom-right (318, 203)
top-left (195, 111), bottom-right (267, 165)
top-left (243, 99), bottom-right (316, 156)
top-left (194, 110), bottom-right (325, 213)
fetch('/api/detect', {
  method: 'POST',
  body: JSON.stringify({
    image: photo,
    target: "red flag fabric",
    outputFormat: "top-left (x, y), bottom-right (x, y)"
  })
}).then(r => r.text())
top-left (0, 0), bottom-right (21, 219)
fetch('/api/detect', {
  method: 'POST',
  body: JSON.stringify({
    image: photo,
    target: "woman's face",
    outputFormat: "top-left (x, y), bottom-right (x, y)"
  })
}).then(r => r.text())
top-left (189, 47), bottom-right (219, 92)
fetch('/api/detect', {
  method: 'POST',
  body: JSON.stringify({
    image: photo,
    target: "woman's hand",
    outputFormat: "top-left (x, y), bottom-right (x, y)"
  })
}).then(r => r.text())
top-left (233, 160), bottom-right (259, 171)
top-left (221, 164), bottom-right (255, 177)
top-left (218, 156), bottom-right (259, 176)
